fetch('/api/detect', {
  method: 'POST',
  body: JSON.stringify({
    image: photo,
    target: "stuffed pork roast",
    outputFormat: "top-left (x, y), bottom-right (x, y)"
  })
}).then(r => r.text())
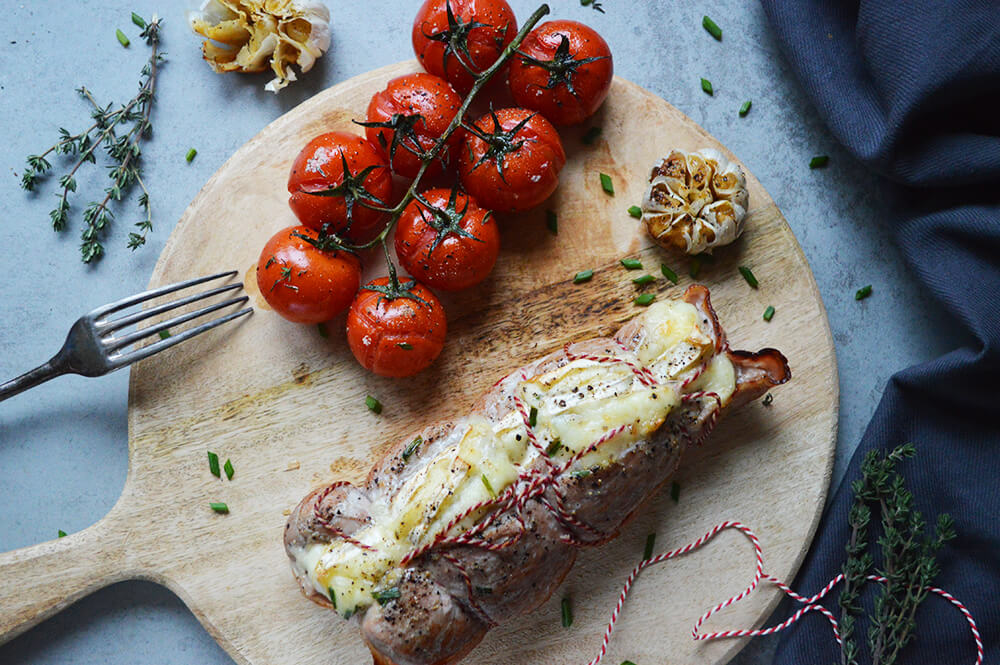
top-left (284, 285), bottom-right (789, 665)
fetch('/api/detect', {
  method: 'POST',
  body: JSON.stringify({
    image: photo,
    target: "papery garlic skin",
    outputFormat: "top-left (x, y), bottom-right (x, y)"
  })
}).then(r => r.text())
top-left (641, 148), bottom-right (749, 255)
top-left (189, 0), bottom-right (331, 94)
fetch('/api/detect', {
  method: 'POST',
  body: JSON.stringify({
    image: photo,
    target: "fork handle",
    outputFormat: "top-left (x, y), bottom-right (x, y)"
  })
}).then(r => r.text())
top-left (0, 357), bottom-right (68, 402)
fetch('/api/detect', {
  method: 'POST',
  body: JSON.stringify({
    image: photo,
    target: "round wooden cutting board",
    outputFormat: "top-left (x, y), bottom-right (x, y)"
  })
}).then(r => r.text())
top-left (0, 61), bottom-right (837, 665)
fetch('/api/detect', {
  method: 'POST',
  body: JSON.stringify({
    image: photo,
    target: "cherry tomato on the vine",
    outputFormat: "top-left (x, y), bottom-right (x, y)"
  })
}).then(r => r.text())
top-left (257, 225), bottom-right (361, 325)
top-left (347, 277), bottom-right (447, 377)
top-left (508, 20), bottom-right (614, 126)
top-left (458, 107), bottom-right (566, 213)
top-left (395, 188), bottom-right (499, 291)
top-left (287, 132), bottom-right (392, 242)
top-left (412, 0), bottom-right (518, 94)
top-left (362, 73), bottom-right (464, 179)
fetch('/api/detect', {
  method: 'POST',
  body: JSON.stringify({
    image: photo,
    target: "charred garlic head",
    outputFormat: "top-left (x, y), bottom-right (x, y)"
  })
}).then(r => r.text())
top-left (189, 0), bottom-right (331, 93)
top-left (641, 148), bottom-right (749, 255)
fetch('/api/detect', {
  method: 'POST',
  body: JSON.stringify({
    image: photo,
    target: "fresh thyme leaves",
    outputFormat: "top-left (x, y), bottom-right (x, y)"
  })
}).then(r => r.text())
top-left (838, 444), bottom-right (956, 665)
top-left (580, 0), bottom-right (605, 13)
top-left (20, 15), bottom-right (163, 262)
top-left (209, 502), bottom-right (229, 514)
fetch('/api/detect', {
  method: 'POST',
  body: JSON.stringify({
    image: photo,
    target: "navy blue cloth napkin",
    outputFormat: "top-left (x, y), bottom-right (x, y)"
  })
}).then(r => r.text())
top-left (760, 0), bottom-right (1000, 662)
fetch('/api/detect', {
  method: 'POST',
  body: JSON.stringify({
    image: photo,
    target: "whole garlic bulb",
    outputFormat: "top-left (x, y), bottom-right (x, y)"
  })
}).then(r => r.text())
top-left (641, 148), bottom-right (749, 255)
top-left (189, 0), bottom-right (331, 94)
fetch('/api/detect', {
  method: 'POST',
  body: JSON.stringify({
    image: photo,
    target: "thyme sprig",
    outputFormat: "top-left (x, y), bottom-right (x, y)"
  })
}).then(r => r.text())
top-left (837, 444), bottom-right (956, 665)
top-left (305, 3), bottom-right (552, 304)
top-left (19, 14), bottom-right (163, 263)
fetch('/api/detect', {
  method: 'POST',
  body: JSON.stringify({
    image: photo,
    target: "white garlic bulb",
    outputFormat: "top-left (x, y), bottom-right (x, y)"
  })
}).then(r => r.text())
top-left (189, 0), bottom-right (331, 94)
top-left (641, 148), bottom-right (749, 255)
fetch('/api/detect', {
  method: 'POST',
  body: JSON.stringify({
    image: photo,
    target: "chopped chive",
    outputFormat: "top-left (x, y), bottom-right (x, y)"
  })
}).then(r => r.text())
top-left (373, 587), bottom-right (401, 605)
top-left (855, 285), bottom-right (873, 300)
top-left (763, 305), bottom-right (775, 322)
top-left (317, 323), bottom-right (328, 338)
top-left (223, 459), bottom-right (234, 480)
top-left (366, 395), bottom-right (382, 414)
top-left (627, 205), bottom-right (643, 219)
top-left (702, 15), bottom-right (722, 40)
top-left (158, 329), bottom-right (171, 340)
top-left (397, 342), bottom-right (413, 350)
top-left (474, 586), bottom-right (493, 595)
top-left (632, 274), bottom-right (656, 286)
top-left (546, 440), bottom-right (562, 457)
top-left (481, 474), bottom-right (495, 496)
top-left (186, 148), bottom-right (198, 163)
top-left (739, 266), bottom-right (759, 288)
top-left (209, 502), bottom-right (229, 514)
top-left (546, 209), bottom-right (558, 235)
top-left (573, 269), bottom-right (594, 284)
top-left (690, 256), bottom-right (703, 279)
top-left (328, 586), bottom-right (337, 609)
top-left (571, 469), bottom-right (591, 479)
top-left (809, 155), bottom-right (829, 169)
top-left (528, 406), bottom-right (538, 428)
top-left (403, 436), bottom-right (422, 461)
top-left (762, 393), bottom-right (774, 407)
top-left (660, 263), bottom-right (679, 284)
top-left (58, 530), bottom-right (67, 538)
top-left (634, 293), bottom-right (656, 306)
top-left (670, 481), bottom-right (681, 503)
top-left (599, 173), bottom-right (614, 195)
top-left (131, 12), bottom-right (147, 28)
top-left (582, 126), bottom-right (602, 145)
top-left (343, 608), bottom-right (353, 620)
top-left (208, 451), bottom-right (220, 477)
top-left (116, 29), bottom-right (130, 47)
top-left (643, 532), bottom-right (656, 560)
top-left (739, 100), bottom-right (752, 117)
top-left (620, 258), bottom-right (643, 270)
top-left (561, 597), bottom-right (573, 627)
top-left (701, 78), bottom-right (714, 95)
top-left (622, 661), bottom-right (638, 665)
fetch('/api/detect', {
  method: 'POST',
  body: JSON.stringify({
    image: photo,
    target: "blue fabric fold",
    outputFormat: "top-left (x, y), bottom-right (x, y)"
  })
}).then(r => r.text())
top-left (760, 1), bottom-right (1000, 662)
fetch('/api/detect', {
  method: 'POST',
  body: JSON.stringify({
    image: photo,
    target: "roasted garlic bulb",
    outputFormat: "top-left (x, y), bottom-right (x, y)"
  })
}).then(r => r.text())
top-left (641, 148), bottom-right (749, 255)
top-left (189, 0), bottom-right (331, 93)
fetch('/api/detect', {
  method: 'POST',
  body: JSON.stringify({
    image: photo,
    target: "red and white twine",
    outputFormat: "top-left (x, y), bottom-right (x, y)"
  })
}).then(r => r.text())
top-left (585, 520), bottom-right (983, 665)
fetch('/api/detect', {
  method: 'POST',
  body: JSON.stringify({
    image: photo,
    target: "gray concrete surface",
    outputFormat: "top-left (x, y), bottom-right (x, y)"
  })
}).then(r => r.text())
top-left (0, 1), bottom-right (965, 664)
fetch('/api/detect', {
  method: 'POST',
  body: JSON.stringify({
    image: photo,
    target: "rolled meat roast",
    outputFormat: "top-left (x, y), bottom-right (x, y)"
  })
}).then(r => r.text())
top-left (285, 285), bottom-right (790, 665)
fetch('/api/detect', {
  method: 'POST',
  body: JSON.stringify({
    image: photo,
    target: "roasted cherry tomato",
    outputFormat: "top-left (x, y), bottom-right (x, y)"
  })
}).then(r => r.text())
top-left (395, 188), bottom-right (499, 291)
top-left (346, 277), bottom-right (447, 377)
top-left (412, 0), bottom-right (518, 94)
top-left (257, 225), bottom-right (361, 324)
top-left (362, 73), bottom-right (464, 179)
top-left (287, 132), bottom-right (392, 242)
top-left (508, 20), bottom-right (614, 126)
top-left (458, 107), bottom-right (566, 213)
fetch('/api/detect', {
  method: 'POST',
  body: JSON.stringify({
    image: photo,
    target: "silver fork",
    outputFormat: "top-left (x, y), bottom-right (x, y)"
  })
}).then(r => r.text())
top-left (0, 270), bottom-right (253, 402)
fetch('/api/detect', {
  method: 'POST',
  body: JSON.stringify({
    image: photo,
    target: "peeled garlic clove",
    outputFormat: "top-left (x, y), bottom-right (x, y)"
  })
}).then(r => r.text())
top-left (189, 0), bottom-right (331, 94)
top-left (641, 148), bottom-right (749, 255)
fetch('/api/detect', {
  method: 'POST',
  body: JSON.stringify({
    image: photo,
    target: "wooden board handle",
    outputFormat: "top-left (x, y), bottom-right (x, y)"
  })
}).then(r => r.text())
top-left (0, 518), bottom-right (128, 644)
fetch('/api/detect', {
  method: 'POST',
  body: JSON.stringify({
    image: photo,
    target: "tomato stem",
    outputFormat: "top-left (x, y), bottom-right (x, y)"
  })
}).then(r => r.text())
top-left (334, 3), bottom-right (552, 256)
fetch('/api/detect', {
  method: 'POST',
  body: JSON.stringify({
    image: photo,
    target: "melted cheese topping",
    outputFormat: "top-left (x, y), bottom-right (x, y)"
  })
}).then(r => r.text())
top-left (289, 300), bottom-right (736, 616)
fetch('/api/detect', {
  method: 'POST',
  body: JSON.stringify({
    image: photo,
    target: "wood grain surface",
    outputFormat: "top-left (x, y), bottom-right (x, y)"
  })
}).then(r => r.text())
top-left (0, 61), bottom-right (838, 665)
